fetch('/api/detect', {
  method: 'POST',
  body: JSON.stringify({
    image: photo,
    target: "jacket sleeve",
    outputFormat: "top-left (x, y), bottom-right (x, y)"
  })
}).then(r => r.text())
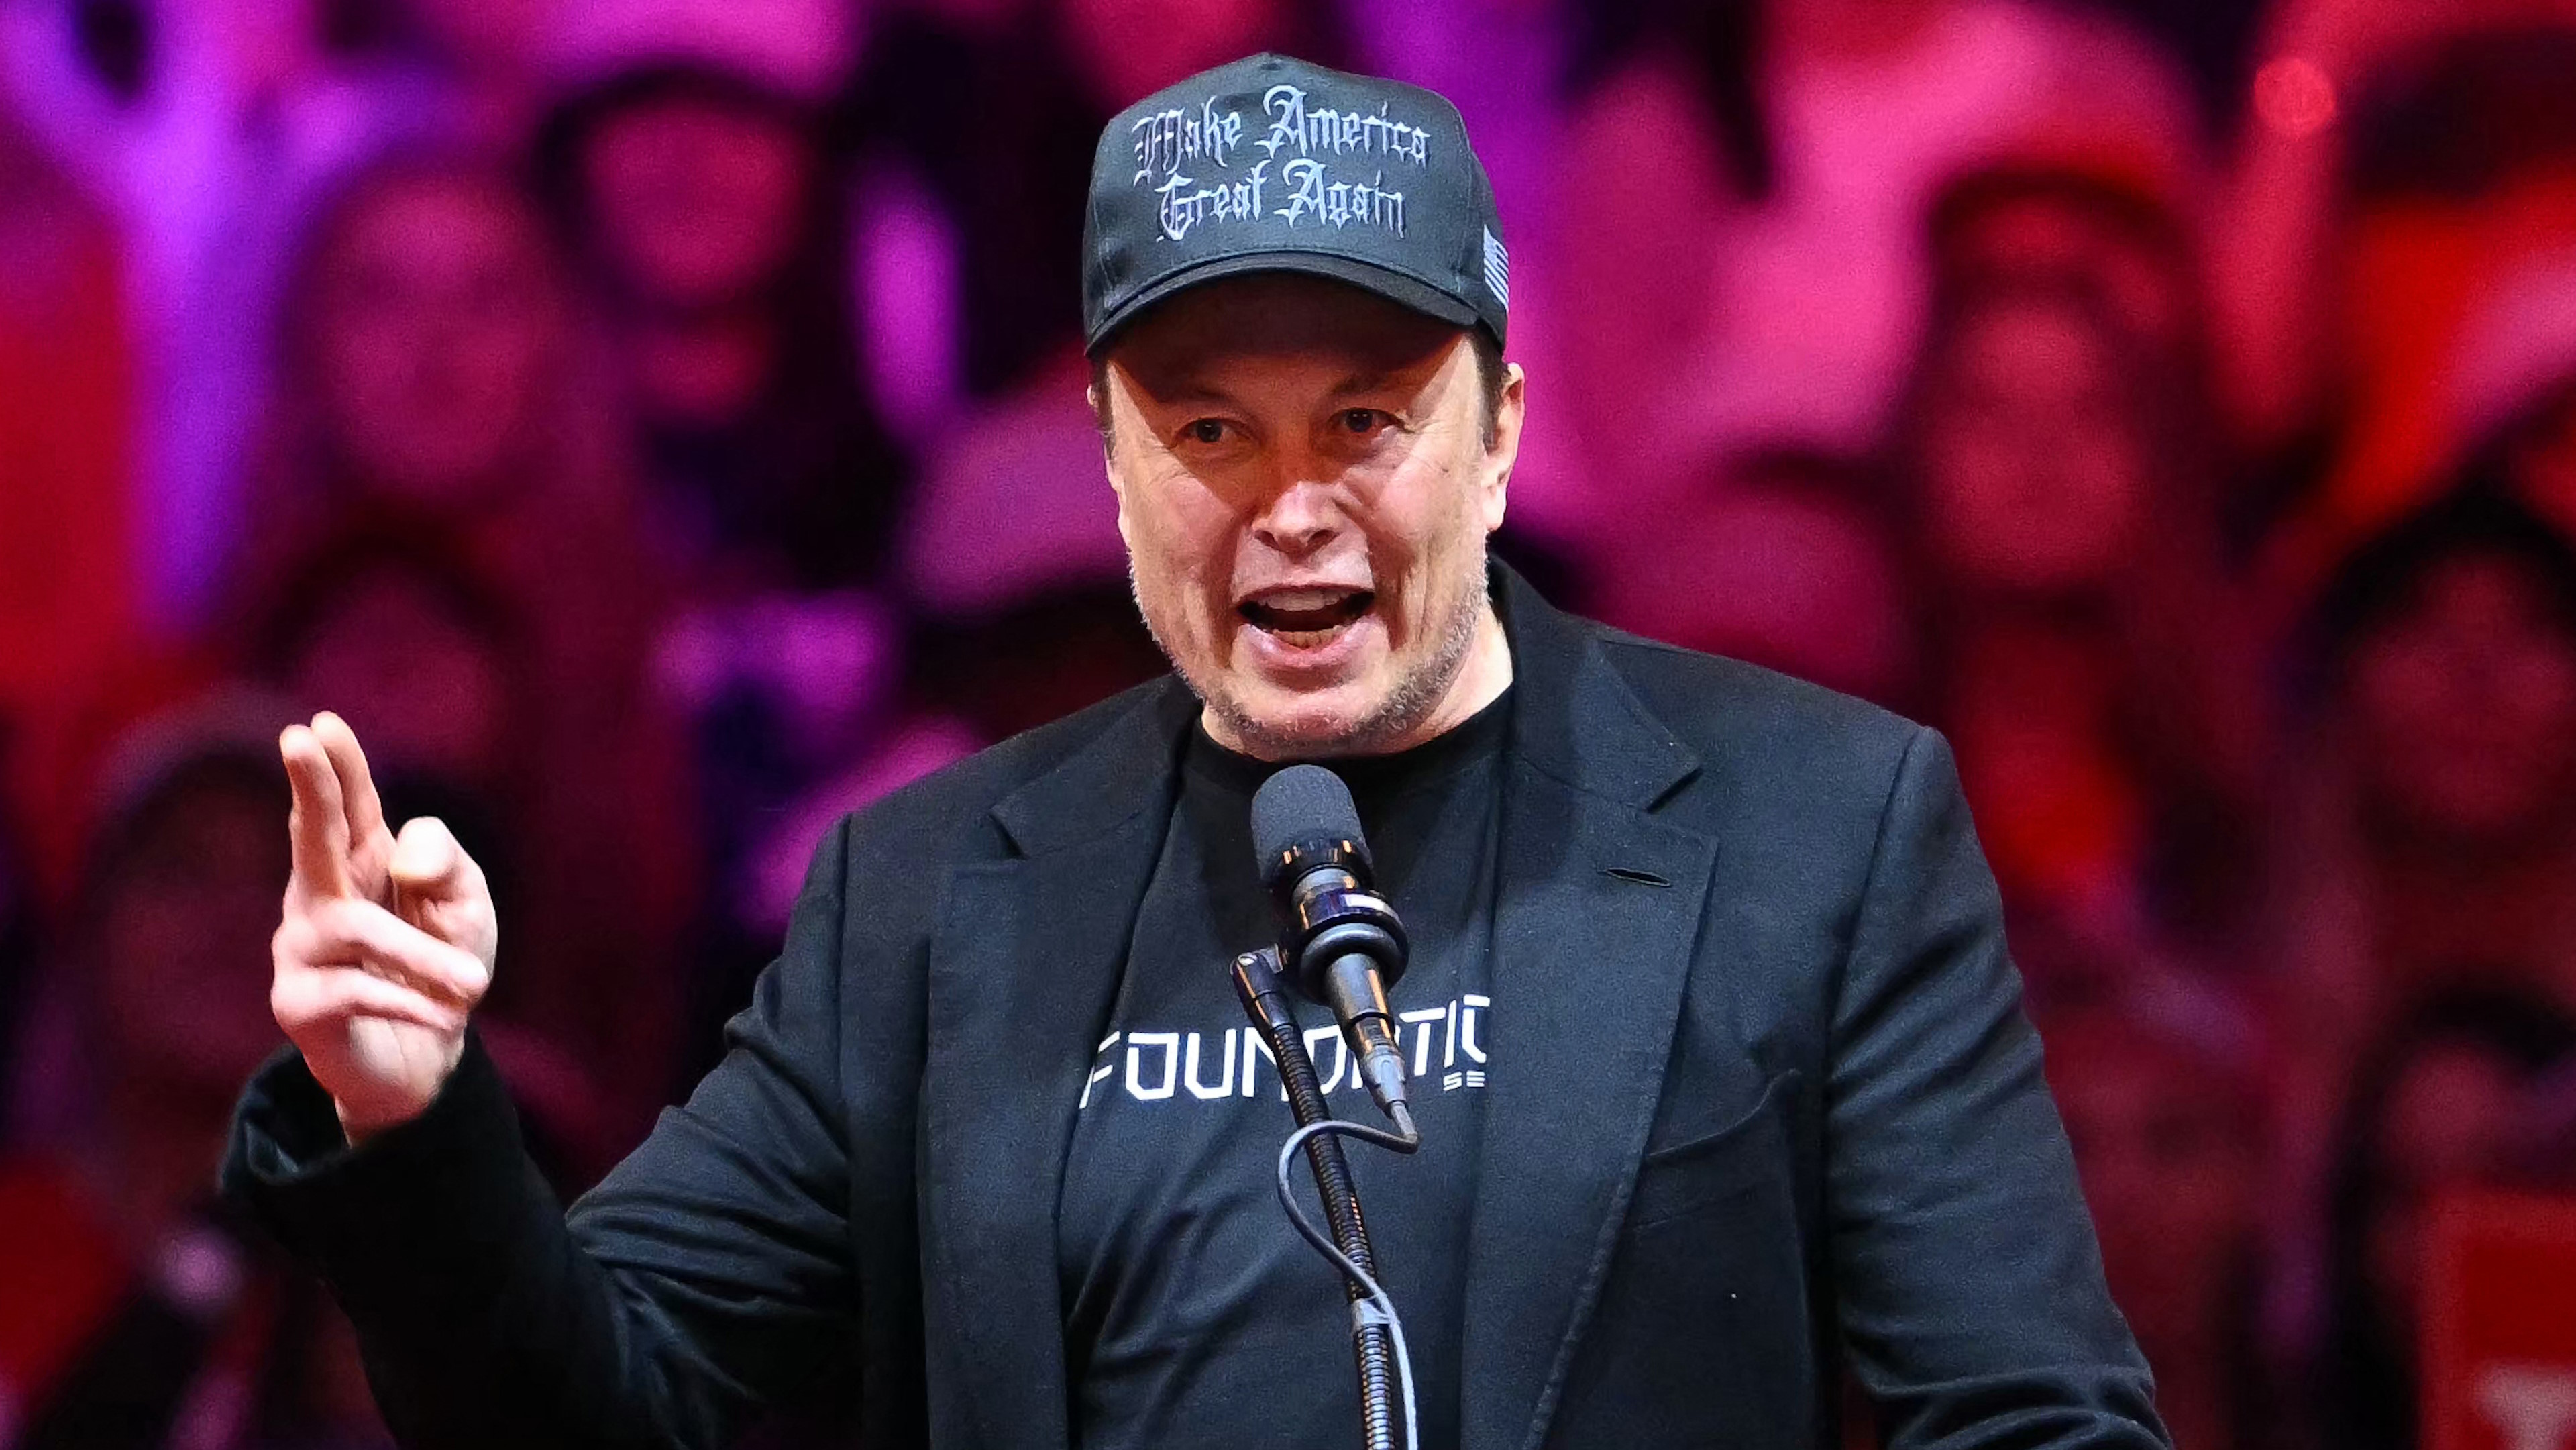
top-left (221, 816), bottom-right (861, 1450)
top-left (1825, 727), bottom-right (2169, 1449)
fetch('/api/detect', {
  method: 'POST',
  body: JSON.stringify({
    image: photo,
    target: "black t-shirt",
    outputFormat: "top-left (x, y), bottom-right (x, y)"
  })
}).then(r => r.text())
top-left (1059, 690), bottom-right (1512, 1450)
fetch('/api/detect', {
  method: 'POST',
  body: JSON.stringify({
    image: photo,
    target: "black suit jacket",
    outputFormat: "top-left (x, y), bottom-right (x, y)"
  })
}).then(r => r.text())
top-left (224, 567), bottom-right (2164, 1450)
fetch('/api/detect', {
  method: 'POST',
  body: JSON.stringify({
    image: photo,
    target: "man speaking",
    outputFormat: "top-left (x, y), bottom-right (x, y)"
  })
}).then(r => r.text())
top-left (226, 53), bottom-right (2165, 1450)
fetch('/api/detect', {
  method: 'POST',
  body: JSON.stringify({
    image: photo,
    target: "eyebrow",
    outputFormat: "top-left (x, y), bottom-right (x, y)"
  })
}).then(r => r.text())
top-left (1328, 370), bottom-right (1409, 399)
top-left (1151, 383), bottom-right (1243, 411)
top-left (1130, 358), bottom-right (1434, 411)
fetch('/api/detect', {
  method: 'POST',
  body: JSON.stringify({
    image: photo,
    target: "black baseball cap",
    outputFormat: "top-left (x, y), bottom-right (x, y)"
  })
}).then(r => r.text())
top-left (1081, 52), bottom-right (1509, 354)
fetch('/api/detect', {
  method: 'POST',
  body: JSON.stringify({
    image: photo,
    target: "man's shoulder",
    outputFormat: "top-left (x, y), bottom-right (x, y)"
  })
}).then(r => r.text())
top-left (1564, 619), bottom-right (1949, 923)
top-left (1579, 619), bottom-right (1925, 792)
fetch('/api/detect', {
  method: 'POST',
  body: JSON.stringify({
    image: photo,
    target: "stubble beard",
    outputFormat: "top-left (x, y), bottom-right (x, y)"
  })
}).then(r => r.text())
top-left (1136, 546), bottom-right (1492, 760)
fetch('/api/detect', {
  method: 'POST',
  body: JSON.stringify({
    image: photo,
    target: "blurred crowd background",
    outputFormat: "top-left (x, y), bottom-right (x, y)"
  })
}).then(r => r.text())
top-left (3, 0), bottom-right (2576, 1445)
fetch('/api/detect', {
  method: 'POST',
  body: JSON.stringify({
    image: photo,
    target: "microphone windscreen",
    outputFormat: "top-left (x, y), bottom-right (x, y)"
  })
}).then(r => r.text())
top-left (1251, 764), bottom-right (1368, 888)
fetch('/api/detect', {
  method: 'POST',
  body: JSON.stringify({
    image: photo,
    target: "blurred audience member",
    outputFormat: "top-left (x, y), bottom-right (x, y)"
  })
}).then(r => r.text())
top-left (1890, 275), bottom-right (2257, 952)
top-left (1586, 450), bottom-right (1915, 709)
top-left (537, 59), bottom-right (908, 593)
top-left (0, 0), bottom-right (502, 629)
top-left (2315, 989), bottom-right (2576, 1450)
top-left (2257, 488), bottom-right (2576, 1414)
top-left (241, 154), bottom-right (612, 571)
top-left (0, 699), bottom-right (393, 1449)
top-left (2278, 489), bottom-right (2576, 1046)
top-left (1927, 156), bottom-right (2210, 431)
top-left (2040, 992), bottom-right (2273, 1450)
top-left (1552, 0), bottom-right (2199, 527)
top-left (231, 154), bottom-right (696, 1140)
top-left (0, 107), bottom-right (144, 877)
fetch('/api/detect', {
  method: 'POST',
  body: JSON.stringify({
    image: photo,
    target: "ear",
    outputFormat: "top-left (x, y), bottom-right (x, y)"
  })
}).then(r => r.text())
top-left (1479, 360), bottom-right (1527, 534)
top-left (1091, 376), bottom-right (1136, 550)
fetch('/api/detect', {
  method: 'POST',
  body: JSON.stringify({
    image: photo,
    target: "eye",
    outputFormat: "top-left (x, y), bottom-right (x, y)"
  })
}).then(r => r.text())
top-left (1338, 408), bottom-right (1391, 435)
top-left (1180, 417), bottom-right (1236, 446)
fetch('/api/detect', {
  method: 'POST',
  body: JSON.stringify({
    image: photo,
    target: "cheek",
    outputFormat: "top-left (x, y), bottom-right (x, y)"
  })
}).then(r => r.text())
top-left (2066, 446), bottom-right (2145, 538)
top-left (460, 314), bottom-right (549, 397)
top-left (2505, 643), bottom-right (2576, 732)
top-left (322, 314), bottom-right (413, 423)
top-left (1120, 475), bottom-right (1237, 620)
top-left (1377, 464), bottom-right (1486, 603)
top-left (1924, 431), bottom-right (2014, 532)
top-left (2349, 654), bottom-right (2441, 770)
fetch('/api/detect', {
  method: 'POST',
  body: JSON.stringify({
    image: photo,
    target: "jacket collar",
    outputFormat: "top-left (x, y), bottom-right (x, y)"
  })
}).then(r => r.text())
top-left (1491, 562), bottom-right (1701, 811)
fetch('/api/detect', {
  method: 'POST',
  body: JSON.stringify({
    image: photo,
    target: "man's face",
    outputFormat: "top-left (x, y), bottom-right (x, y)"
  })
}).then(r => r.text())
top-left (1097, 275), bottom-right (1521, 758)
top-left (2348, 550), bottom-right (2576, 846)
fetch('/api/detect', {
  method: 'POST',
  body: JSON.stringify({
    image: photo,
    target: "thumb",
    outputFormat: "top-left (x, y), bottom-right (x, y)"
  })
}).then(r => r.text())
top-left (389, 815), bottom-right (468, 898)
top-left (388, 816), bottom-right (497, 975)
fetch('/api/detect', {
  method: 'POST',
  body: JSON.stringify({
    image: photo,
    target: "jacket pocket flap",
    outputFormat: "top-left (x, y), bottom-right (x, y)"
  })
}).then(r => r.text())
top-left (1627, 1068), bottom-right (1801, 1231)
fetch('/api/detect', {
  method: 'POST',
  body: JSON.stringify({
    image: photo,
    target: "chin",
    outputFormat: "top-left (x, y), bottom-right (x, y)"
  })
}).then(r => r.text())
top-left (1215, 680), bottom-right (1387, 757)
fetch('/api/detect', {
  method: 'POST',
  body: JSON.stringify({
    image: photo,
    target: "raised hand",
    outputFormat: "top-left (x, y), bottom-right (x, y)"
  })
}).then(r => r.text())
top-left (270, 712), bottom-right (498, 1141)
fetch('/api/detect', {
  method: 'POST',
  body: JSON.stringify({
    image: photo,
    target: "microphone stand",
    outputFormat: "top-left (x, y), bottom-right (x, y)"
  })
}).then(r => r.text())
top-left (1232, 947), bottom-right (1408, 1450)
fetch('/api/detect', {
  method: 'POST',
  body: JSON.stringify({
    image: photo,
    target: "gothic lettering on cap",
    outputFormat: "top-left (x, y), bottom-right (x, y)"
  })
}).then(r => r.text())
top-left (1125, 87), bottom-right (1430, 243)
top-left (1154, 160), bottom-right (1273, 242)
top-left (1275, 161), bottom-right (1405, 236)
top-left (1130, 96), bottom-right (1246, 186)
top-left (1254, 85), bottom-right (1432, 168)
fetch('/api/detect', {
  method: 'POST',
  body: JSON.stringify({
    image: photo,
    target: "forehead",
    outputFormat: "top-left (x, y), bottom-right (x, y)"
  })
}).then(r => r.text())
top-left (329, 176), bottom-right (539, 276)
top-left (1104, 274), bottom-right (1468, 395)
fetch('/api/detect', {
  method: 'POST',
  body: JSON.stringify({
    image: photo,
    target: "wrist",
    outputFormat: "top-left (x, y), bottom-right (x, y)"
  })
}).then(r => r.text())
top-left (333, 1094), bottom-right (426, 1146)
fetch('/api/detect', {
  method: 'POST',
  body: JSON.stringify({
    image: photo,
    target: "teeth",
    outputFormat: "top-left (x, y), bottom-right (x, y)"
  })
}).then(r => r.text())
top-left (1269, 626), bottom-right (1342, 646)
top-left (1251, 588), bottom-right (1358, 609)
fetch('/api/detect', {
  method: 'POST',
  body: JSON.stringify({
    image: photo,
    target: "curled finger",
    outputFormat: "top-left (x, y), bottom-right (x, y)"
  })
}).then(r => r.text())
top-left (305, 896), bottom-right (491, 1008)
top-left (272, 964), bottom-right (467, 1039)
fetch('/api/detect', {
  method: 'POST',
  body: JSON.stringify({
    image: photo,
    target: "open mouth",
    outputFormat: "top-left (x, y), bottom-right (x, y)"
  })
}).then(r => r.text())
top-left (1239, 588), bottom-right (1375, 649)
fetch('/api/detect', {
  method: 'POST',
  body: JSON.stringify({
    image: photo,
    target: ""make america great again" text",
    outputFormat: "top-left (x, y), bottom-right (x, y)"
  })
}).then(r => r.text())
top-left (1128, 82), bottom-right (1432, 244)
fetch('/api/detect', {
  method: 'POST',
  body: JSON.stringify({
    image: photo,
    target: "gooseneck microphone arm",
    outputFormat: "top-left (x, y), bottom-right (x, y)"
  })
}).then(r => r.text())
top-left (1232, 948), bottom-right (1419, 1450)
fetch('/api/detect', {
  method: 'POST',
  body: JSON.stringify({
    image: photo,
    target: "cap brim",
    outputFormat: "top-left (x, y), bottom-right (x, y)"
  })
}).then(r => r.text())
top-left (1087, 250), bottom-right (1481, 354)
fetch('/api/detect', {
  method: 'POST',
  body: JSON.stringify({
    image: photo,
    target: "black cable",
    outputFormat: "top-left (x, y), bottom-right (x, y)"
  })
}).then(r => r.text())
top-left (1234, 947), bottom-right (1418, 1450)
top-left (1275, 1118), bottom-right (1422, 1450)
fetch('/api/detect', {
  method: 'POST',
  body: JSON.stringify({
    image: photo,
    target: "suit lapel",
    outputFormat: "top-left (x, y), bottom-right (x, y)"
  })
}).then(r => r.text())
top-left (918, 683), bottom-right (1195, 1450)
top-left (1461, 572), bottom-right (1716, 1450)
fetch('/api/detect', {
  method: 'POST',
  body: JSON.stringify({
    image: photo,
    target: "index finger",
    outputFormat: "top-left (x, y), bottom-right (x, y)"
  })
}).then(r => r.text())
top-left (312, 711), bottom-right (388, 853)
top-left (280, 724), bottom-right (351, 899)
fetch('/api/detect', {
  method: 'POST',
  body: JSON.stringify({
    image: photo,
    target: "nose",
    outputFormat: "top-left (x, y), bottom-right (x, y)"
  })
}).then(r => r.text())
top-left (1252, 477), bottom-right (1343, 559)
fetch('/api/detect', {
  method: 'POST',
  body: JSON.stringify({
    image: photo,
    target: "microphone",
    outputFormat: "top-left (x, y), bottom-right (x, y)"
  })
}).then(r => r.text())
top-left (1251, 765), bottom-right (1417, 1140)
